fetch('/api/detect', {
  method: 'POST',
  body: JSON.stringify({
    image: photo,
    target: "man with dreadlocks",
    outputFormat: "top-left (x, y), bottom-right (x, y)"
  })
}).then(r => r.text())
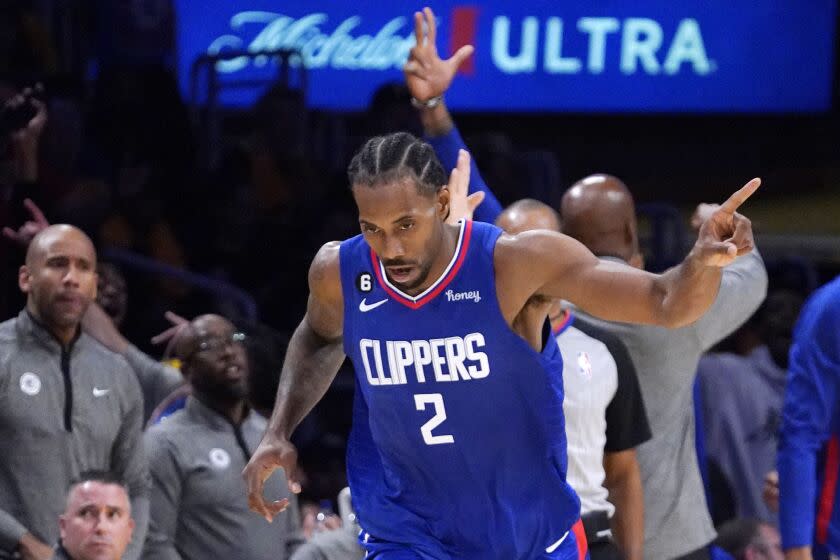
top-left (243, 15), bottom-right (762, 559)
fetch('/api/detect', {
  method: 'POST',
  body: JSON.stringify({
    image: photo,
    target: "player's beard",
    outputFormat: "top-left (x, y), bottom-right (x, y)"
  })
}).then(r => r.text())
top-left (390, 258), bottom-right (434, 292)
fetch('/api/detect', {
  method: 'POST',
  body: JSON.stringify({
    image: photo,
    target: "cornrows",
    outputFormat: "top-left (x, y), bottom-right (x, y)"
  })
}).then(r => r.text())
top-left (347, 132), bottom-right (448, 195)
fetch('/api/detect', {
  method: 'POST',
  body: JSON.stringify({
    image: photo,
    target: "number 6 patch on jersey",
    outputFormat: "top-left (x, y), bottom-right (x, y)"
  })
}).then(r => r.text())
top-left (357, 272), bottom-right (373, 293)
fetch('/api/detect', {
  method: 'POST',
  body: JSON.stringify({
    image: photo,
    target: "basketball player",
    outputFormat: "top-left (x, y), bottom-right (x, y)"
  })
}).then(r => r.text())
top-left (240, 113), bottom-right (759, 560)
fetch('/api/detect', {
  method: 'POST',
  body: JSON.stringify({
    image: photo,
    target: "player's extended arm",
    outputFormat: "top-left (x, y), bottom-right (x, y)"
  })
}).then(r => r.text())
top-left (500, 178), bottom-right (760, 327)
top-left (243, 242), bottom-right (346, 522)
top-left (603, 450), bottom-right (644, 560)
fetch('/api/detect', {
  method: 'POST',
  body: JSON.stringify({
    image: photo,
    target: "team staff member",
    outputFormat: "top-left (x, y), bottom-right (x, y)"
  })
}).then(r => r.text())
top-left (53, 472), bottom-right (136, 560)
top-left (0, 225), bottom-right (148, 560)
top-left (143, 314), bottom-right (302, 560)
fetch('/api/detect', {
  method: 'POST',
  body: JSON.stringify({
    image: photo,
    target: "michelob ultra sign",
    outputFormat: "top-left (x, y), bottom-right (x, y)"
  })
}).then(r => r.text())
top-left (175, 0), bottom-right (837, 112)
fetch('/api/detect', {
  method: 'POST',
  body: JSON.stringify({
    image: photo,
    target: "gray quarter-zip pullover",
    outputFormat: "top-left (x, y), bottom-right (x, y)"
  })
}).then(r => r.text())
top-left (0, 310), bottom-right (150, 560)
top-left (143, 397), bottom-right (302, 560)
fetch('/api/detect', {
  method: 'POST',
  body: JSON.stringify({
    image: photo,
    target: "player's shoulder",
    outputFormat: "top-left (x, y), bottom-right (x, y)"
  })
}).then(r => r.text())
top-left (310, 241), bottom-right (342, 282)
top-left (494, 228), bottom-right (576, 257)
top-left (308, 241), bottom-right (345, 302)
top-left (493, 229), bottom-right (583, 279)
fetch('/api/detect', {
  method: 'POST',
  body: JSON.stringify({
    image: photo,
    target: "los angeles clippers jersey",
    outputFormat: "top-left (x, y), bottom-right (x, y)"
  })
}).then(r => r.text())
top-left (340, 220), bottom-right (581, 559)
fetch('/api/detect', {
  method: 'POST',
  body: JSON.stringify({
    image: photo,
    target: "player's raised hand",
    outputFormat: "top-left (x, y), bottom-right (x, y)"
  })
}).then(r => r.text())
top-left (403, 7), bottom-right (474, 102)
top-left (2, 198), bottom-right (49, 247)
top-left (693, 178), bottom-right (760, 267)
top-left (445, 149), bottom-right (484, 224)
top-left (243, 435), bottom-right (302, 523)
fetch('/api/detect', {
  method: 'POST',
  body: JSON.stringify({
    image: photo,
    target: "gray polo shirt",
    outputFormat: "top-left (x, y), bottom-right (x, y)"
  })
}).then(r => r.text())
top-left (0, 310), bottom-right (150, 560)
top-left (143, 397), bottom-right (302, 560)
top-left (578, 250), bottom-right (767, 559)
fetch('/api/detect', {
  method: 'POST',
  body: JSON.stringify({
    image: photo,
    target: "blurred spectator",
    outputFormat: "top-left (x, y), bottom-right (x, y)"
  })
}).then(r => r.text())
top-left (290, 487), bottom-right (364, 560)
top-left (82, 261), bottom-right (184, 422)
top-left (0, 3), bottom-right (57, 78)
top-left (218, 90), bottom-right (331, 332)
top-left (241, 321), bottom-right (290, 419)
top-left (1, 85), bottom-right (48, 320)
top-left (0, 224), bottom-right (148, 560)
top-left (697, 289), bottom-right (804, 525)
top-left (714, 519), bottom-right (783, 560)
top-left (289, 529), bottom-right (364, 560)
top-left (143, 314), bottom-right (302, 560)
top-left (53, 471), bottom-right (135, 560)
top-left (777, 275), bottom-right (840, 560)
top-left (364, 82), bottom-right (422, 139)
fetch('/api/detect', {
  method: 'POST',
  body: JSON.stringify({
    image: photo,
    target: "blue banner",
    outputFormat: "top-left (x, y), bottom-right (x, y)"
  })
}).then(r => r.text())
top-left (175, 1), bottom-right (837, 112)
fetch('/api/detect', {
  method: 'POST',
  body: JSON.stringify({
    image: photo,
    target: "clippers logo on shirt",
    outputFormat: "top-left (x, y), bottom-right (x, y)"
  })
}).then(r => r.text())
top-left (19, 372), bottom-right (42, 396)
top-left (209, 448), bottom-right (231, 469)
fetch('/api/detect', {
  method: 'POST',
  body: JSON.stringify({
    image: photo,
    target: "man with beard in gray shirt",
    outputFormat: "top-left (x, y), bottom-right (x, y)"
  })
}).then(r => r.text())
top-left (562, 176), bottom-right (767, 559)
top-left (142, 314), bottom-right (302, 560)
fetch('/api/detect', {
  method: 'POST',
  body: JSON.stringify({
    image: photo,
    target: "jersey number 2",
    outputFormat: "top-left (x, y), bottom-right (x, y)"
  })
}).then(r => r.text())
top-left (414, 393), bottom-right (454, 445)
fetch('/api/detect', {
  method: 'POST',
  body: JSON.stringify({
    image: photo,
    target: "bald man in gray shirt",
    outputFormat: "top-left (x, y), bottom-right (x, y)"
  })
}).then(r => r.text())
top-left (0, 226), bottom-right (149, 560)
top-left (563, 176), bottom-right (767, 560)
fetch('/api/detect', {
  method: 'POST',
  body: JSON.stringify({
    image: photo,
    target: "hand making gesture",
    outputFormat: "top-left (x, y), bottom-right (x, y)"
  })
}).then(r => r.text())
top-left (404, 7), bottom-right (474, 102)
top-left (444, 149), bottom-right (484, 224)
top-left (2, 198), bottom-right (49, 247)
top-left (693, 178), bottom-right (761, 267)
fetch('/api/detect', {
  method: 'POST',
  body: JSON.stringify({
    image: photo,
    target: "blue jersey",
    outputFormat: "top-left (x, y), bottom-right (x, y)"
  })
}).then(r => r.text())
top-left (778, 275), bottom-right (840, 554)
top-left (340, 220), bottom-right (581, 559)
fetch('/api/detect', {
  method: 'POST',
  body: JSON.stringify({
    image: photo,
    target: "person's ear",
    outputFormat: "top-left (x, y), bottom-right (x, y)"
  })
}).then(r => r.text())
top-left (18, 265), bottom-right (32, 293)
top-left (437, 187), bottom-right (451, 221)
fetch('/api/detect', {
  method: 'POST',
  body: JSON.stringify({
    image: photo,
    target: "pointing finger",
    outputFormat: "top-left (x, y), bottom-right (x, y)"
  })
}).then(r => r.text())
top-left (720, 178), bottom-right (761, 214)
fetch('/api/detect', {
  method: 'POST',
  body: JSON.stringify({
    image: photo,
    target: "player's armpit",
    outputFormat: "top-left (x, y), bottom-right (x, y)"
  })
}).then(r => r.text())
top-left (306, 241), bottom-right (344, 342)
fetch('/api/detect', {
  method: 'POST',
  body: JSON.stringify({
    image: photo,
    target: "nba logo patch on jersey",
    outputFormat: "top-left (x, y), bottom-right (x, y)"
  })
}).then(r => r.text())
top-left (576, 352), bottom-right (592, 379)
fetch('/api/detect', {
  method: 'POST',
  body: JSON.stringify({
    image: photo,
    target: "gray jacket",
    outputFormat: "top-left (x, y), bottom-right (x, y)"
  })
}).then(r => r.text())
top-left (122, 345), bottom-right (183, 423)
top-left (143, 397), bottom-right (302, 560)
top-left (579, 250), bottom-right (768, 559)
top-left (0, 311), bottom-right (150, 560)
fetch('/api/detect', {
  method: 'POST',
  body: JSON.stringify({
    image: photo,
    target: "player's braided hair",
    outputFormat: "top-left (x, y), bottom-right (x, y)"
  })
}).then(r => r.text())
top-left (347, 132), bottom-right (448, 196)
